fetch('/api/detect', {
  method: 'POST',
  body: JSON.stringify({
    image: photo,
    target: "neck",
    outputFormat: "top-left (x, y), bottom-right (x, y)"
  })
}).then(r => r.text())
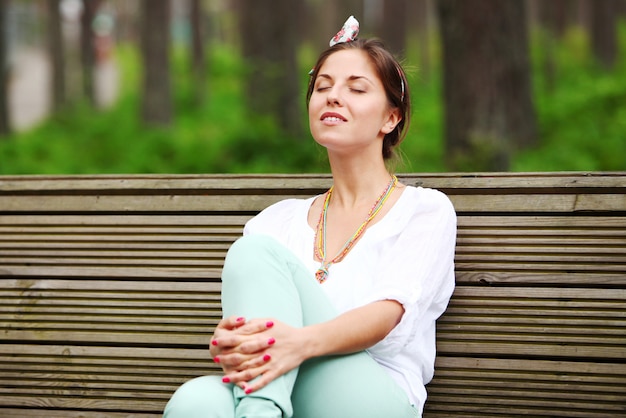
top-left (327, 157), bottom-right (394, 209)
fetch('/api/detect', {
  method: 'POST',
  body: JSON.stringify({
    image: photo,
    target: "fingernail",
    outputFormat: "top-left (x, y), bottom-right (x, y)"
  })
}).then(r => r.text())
top-left (263, 354), bottom-right (271, 362)
top-left (236, 317), bottom-right (245, 322)
top-left (268, 337), bottom-right (276, 345)
top-left (245, 387), bottom-right (253, 394)
top-left (222, 376), bottom-right (230, 383)
top-left (265, 321), bottom-right (274, 328)
top-left (213, 356), bottom-right (220, 363)
top-left (211, 339), bottom-right (218, 346)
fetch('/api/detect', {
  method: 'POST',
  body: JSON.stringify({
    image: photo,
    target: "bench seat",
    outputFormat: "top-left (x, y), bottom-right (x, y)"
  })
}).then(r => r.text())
top-left (1, 172), bottom-right (625, 417)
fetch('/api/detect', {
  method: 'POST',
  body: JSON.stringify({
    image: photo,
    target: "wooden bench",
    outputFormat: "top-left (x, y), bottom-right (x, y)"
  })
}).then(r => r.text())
top-left (1, 172), bottom-right (625, 417)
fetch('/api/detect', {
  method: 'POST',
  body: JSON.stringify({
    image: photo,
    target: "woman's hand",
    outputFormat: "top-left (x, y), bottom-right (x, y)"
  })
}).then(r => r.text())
top-left (217, 318), bottom-right (309, 394)
top-left (211, 300), bottom-right (403, 394)
top-left (209, 316), bottom-right (274, 375)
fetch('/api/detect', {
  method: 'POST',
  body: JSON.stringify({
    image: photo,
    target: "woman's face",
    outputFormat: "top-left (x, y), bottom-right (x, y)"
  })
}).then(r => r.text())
top-left (308, 49), bottom-right (400, 158)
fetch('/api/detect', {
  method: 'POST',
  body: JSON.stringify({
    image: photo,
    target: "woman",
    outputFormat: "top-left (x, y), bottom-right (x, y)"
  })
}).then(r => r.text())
top-left (164, 16), bottom-right (456, 418)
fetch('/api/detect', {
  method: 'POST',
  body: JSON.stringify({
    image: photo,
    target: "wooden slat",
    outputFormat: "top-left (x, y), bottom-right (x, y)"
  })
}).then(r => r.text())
top-left (3, 192), bottom-right (625, 212)
top-left (0, 266), bottom-right (221, 279)
top-left (1, 173), bottom-right (624, 213)
top-left (432, 357), bottom-right (626, 385)
top-left (0, 395), bottom-right (165, 414)
top-left (0, 255), bottom-right (227, 268)
top-left (1, 172), bottom-right (624, 192)
top-left (455, 271), bottom-right (626, 286)
top-left (458, 215), bottom-right (626, 228)
top-left (0, 410), bottom-right (158, 418)
top-left (0, 214), bottom-right (253, 226)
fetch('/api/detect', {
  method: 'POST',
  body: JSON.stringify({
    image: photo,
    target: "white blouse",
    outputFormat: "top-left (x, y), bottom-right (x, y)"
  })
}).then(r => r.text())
top-left (243, 185), bottom-right (457, 412)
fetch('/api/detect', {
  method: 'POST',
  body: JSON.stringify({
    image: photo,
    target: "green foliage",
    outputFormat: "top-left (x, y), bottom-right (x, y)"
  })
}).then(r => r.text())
top-left (1, 23), bottom-right (625, 175)
top-left (0, 44), bottom-right (327, 174)
top-left (516, 23), bottom-right (626, 171)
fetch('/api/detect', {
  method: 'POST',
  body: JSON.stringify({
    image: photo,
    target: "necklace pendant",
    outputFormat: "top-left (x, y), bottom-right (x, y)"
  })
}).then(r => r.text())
top-left (315, 267), bottom-right (329, 284)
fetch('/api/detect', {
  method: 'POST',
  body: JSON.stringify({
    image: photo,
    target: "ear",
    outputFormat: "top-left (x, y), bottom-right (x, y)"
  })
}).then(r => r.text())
top-left (381, 108), bottom-right (402, 135)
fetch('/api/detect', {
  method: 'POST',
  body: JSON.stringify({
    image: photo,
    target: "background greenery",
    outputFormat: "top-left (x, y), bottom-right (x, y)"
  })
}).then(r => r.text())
top-left (1, 23), bottom-right (625, 175)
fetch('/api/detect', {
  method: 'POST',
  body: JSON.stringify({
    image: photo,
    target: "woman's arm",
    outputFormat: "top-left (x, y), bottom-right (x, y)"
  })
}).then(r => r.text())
top-left (301, 299), bottom-right (403, 357)
top-left (220, 299), bottom-right (404, 394)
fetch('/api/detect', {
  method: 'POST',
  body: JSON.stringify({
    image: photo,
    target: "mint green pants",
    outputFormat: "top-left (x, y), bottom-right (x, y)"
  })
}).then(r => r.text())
top-left (164, 235), bottom-right (419, 418)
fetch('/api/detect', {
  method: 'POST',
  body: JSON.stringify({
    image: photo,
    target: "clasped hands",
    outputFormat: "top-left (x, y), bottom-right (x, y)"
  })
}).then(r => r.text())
top-left (209, 315), bottom-right (306, 394)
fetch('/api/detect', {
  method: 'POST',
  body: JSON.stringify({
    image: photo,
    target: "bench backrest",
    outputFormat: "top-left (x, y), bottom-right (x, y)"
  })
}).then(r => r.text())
top-left (1, 173), bottom-right (625, 417)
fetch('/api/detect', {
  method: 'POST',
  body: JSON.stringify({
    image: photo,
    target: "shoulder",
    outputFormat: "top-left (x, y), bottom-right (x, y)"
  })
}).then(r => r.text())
top-left (402, 185), bottom-right (456, 220)
top-left (257, 198), bottom-right (308, 216)
top-left (244, 197), bottom-right (315, 236)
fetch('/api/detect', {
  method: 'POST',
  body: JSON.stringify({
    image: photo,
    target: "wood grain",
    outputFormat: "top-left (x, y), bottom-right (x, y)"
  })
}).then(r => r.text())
top-left (1, 172), bottom-right (624, 417)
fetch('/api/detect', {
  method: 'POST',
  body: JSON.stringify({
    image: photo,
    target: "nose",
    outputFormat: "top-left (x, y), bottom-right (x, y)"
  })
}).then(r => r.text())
top-left (326, 86), bottom-right (342, 106)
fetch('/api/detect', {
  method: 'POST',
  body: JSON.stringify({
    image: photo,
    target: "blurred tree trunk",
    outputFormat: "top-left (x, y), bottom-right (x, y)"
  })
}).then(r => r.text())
top-left (48, 0), bottom-right (66, 112)
top-left (536, 0), bottom-right (572, 36)
top-left (0, 0), bottom-right (10, 137)
top-left (140, 0), bottom-right (172, 126)
top-left (115, 1), bottom-right (139, 43)
top-left (238, 0), bottom-right (303, 138)
top-left (437, 0), bottom-right (537, 171)
top-left (536, 0), bottom-right (572, 92)
top-left (589, 0), bottom-right (618, 70)
top-left (81, 0), bottom-right (100, 107)
top-left (337, 0), bottom-right (364, 26)
top-left (189, 0), bottom-right (206, 105)
top-left (412, 0), bottom-right (432, 82)
top-left (306, 0), bottom-right (364, 50)
top-left (381, 0), bottom-right (407, 55)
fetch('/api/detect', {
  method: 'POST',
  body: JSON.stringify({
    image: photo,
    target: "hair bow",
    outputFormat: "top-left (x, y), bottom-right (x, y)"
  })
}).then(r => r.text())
top-left (329, 15), bottom-right (359, 47)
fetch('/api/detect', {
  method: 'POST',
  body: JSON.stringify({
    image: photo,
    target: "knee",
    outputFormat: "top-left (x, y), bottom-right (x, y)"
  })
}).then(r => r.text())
top-left (164, 376), bottom-right (233, 418)
top-left (224, 235), bottom-right (284, 273)
top-left (227, 234), bottom-right (279, 259)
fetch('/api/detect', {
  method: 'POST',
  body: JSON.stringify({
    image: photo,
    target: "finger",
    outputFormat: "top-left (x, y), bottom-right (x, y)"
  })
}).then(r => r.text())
top-left (218, 315), bottom-right (246, 330)
top-left (236, 319), bottom-right (275, 336)
top-left (211, 329), bottom-right (252, 351)
top-left (214, 351), bottom-right (255, 369)
top-left (210, 336), bottom-right (235, 357)
top-left (237, 352), bottom-right (272, 372)
top-left (237, 336), bottom-right (276, 354)
top-left (211, 322), bottom-right (275, 356)
top-left (210, 316), bottom-right (246, 354)
top-left (223, 364), bottom-right (269, 386)
top-left (242, 368), bottom-right (280, 394)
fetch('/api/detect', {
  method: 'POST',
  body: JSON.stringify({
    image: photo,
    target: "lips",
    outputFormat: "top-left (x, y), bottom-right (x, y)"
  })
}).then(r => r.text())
top-left (321, 112), bottom-right (347, 122)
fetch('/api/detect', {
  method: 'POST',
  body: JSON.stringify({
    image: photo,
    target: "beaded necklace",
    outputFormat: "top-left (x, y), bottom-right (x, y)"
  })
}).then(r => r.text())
top-left (314, 175), bottom-right (398, 283)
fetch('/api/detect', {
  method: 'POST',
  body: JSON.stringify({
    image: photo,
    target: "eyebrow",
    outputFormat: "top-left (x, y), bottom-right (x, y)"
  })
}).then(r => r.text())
top-left (317, 74), bottom-right (374, 85)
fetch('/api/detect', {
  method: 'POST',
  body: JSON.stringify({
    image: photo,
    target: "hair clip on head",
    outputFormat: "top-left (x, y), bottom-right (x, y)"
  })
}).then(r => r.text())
top-left (329, 16), bottom-right (359, 47)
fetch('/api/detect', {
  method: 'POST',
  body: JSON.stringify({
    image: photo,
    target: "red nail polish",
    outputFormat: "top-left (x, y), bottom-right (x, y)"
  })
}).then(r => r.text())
top-left (263, 354), bottom-right (271, 362)
top-left (213, 356), bottom-right (220, 363)
top-left (236, 317), bottom-right (245, 322)
top-left (268, 337), bottom-right (276, 345)
top-left (211, 339), bottom-right (218, 346)
top-left (266, 321), bottom-right (274, 328)
top-left (245, 387), bottom-right (253, 394)
top-left (222, 376), bottom-right (230, 383)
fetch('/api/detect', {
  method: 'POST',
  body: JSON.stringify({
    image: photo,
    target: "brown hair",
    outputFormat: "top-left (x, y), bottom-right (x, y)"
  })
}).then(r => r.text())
top-left (306, 38), bottom-right (411, 161)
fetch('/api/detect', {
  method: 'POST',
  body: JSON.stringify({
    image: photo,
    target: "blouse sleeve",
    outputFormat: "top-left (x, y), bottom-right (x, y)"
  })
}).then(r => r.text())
top-left (243, 198), bottom-right (301, 242)
top-left (364, 188), bottom-right (457, 357)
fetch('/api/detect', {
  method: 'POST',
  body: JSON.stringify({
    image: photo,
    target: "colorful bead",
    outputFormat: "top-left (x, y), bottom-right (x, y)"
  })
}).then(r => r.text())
top-left (313, 175), bottom-right (398, 283)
